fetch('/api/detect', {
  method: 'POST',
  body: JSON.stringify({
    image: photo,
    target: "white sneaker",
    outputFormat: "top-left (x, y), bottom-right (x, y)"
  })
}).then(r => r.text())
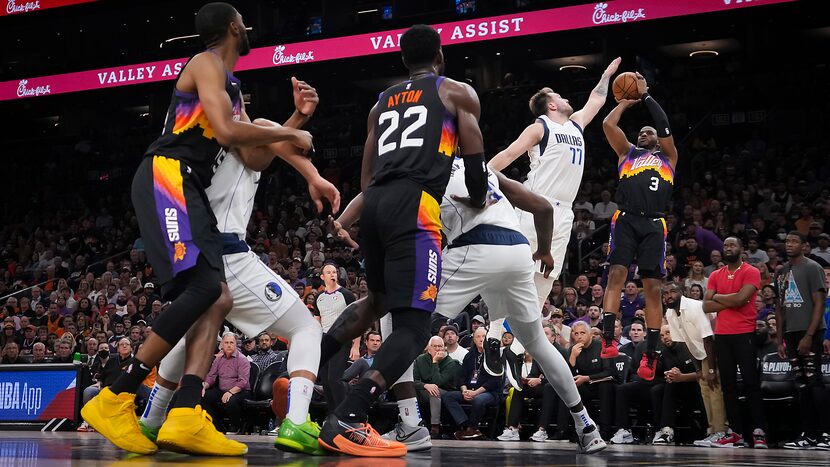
top-left (577, 424), bottom-right (607, 454)
top-left (652, 427), bottom-right (674, 445)
top-left (694, 431), bottom-right (725, 447)
top-left (611, 428), bottom-right (634, 444)
top-left (530, 428), bottom-right (548, 442)
top-left (381, 422), bottom-right (433, 451)
top-left (497, 426), bottom-right (521, 441)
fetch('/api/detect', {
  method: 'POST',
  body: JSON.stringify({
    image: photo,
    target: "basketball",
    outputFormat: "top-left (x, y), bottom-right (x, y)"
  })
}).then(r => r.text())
top-left (613, 72), bottom-right (641, 101)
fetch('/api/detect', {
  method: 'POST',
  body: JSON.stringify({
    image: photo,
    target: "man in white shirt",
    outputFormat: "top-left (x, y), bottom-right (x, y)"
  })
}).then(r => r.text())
top-left (813, 233), bottom-right (830, 264)
top-left (662, 282), bottom-right (727, 448)
top-left (443, 324), bottom-right (468, 364)
top-left (594, 190), bottom-right (619, 222)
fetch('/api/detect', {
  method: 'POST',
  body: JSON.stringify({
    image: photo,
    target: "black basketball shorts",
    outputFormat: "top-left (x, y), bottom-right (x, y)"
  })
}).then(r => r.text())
top-left (131, 155), bottom-right (224, 292)
top-left (360, 180), bottom-right (443, 314)
top-left (608, 210), bottom-right (667, 279)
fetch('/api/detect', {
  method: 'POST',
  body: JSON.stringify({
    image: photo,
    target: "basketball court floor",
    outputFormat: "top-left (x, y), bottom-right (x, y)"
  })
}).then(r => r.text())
top-left (2, 432), bottom-right (827, 466)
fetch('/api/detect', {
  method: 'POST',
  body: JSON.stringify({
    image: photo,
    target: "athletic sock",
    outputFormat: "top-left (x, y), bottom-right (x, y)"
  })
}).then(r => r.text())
top-left (602, 312), bottom-right (616, 342)
top-left (569, 405), bottom-right (592, 432)
top-left (397, 397), bottom-right (421, 427)
top-left (171, 374), bottom-right (203, 409)
top-left (646, 328), bottom-right (660, 355)
top-left (140, 383), bottom-right (174, 429)
top-left (286, 376), bottom-right (314, 425)
top-left (334, 378), bottom-right (382, 423)
top-left (110, 357), bottom-right (151, 395)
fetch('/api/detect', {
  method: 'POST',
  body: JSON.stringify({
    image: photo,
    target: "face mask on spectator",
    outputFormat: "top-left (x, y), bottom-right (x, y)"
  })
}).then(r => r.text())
top-left (99, 350), bottom-right (109, 359)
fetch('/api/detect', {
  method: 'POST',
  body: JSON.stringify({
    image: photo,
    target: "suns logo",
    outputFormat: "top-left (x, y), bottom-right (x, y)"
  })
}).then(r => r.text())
top-left (173, 242), bottom-right (186, 262)
top-left (419, 284), bottom-right (438, 302)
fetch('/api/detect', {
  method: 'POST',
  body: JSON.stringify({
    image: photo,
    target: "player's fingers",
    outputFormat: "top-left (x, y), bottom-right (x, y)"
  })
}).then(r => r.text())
top-left (314, 198), bottom-right (323, 213)
top-left (330, 191), bottom-right (341, 214)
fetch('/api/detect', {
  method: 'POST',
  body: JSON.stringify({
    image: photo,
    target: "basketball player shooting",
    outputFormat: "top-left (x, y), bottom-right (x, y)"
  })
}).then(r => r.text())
top-left (599, 72), bottom-right (678, 383)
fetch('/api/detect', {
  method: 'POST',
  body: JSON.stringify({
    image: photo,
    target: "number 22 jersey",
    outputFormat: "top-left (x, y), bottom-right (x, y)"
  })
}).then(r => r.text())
top-left (370, 74), bottom-right (459, 199)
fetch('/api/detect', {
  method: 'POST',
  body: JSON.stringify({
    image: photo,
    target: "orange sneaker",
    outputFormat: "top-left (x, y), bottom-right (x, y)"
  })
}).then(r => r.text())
top-left (318, 413), bottom-right (407, 457)
top-left (271, 377), bottom-right (289, 420)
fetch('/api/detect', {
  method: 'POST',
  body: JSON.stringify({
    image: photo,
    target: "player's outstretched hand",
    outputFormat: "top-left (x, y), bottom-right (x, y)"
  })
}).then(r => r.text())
top-left (326, 215), bottom-right (359, 249)
top-left (615, 98), bottom-right (641, 108)
top-left (603, 57), bottom-right (622, 78)
top-left (308, 175), bottom-right (341, 214)
top-left (292, 76), bottom-right (319, 117)
top-left (532, 250), bottom-right (555, 278)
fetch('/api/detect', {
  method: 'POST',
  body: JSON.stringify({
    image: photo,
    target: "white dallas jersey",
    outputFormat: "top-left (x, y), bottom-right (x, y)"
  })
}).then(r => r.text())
top-left (441, 158), bottom-right (522, 245)
top-left (205, 150), bottom-right (258, 239)
top-left (524, 115), bottom-right (585, 205)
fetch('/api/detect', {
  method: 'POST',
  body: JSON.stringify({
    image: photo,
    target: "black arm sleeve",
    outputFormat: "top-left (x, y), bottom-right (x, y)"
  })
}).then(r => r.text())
top-left (641, 93), bottom-right (671, 138)
top-left (463, 153), bottom-right (488, 209)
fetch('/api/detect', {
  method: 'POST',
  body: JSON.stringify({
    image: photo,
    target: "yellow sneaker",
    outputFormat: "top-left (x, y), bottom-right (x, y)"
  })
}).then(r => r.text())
top-left (156, 405), bottom-right (248, 456)
top-left (79, 387), bottom-right (158, 455)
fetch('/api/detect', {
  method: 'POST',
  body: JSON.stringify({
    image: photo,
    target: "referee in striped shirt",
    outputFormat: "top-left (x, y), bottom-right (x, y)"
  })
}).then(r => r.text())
top-left (315, 263), bottom-right (357, 409)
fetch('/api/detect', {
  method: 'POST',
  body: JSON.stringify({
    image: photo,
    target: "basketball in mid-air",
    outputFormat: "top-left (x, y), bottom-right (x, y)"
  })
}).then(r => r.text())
top-left (613, 72), bottom-right (641, 101)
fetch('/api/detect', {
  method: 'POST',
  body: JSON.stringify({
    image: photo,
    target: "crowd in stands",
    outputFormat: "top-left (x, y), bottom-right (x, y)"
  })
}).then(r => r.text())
top-left (2, 59), bottom-right (830, 447)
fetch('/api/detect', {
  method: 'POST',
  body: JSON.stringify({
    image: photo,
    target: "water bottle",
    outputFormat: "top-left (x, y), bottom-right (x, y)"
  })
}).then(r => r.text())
top-left (73, 352), bottom-right (81, 365)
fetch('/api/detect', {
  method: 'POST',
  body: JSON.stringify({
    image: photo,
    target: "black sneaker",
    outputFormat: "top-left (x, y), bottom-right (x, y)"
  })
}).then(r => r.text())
top-left (503, 350), bottom-right (522, 391)
top-left (783, 433), bottom-right (817, 450)
top-left (483, 337), bottom-right (503, 376)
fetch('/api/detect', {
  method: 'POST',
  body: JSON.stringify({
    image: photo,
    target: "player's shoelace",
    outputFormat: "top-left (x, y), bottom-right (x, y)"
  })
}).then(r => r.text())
top-left (345, 423), bottom-right (387, 447)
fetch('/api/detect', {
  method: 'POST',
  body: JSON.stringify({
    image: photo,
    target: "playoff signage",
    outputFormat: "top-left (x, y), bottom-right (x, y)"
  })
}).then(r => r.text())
top-left (0, 0), bottom-right (796, 101)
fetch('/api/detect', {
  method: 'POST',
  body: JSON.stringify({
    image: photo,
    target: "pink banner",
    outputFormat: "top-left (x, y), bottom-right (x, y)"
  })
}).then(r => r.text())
top-left (1, 0), bottom-right (97, 17)
top-left (0, 0), bottom-right (796, 101)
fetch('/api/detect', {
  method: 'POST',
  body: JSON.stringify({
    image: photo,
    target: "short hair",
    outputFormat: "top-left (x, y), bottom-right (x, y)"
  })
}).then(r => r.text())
top-left (195, 2), bottom-right (238, 47)
top-left (428, 335), bottom-right (444, 347)
top-left (366, 330), bottom-right (382, 340)
top-left (400, 25), bottom-right (441, 68)
top-left (529, 87), bottom-right (553, 117)
top-left (571, 321), bottom-right (590, 333)
top-left (787, 230), bottom-right (806, 243)
top-left (664, 281), bottom-right (685, 294)
top-left (33, 342), bottom-right (45, 350)
top-left (725, 236), bottom-right (743, 247)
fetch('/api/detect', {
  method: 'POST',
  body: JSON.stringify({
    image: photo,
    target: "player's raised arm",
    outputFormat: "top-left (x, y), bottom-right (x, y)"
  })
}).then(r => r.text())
top-left (602, 100), bottom-right (637, 165)
top-left (447, 79), bottom-right (488, 209)
top-left (638, 80), bottom-right (678, 169)
top-left (488, 122), bottom-right (544, 171)
top-left (570, 57), bottom-right (621, 129)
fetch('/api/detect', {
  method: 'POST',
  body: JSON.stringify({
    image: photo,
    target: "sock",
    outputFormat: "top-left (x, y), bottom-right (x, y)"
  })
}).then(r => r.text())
top-left (171, 374), bottom-right (203, 409)
top-left (286, 377), bottom-right (314, 425)
top-left (601, 313), bottom-right (616, 342)
top-left (110, 358), bottom-right (151, 395)
top-left (334, 378), bottom-right (382, 423)
top-left (570, 405), bottom-right (592, 432)
top-left (397, 397), bottom-right (421, 427)
top-left (140, 383), bottom-right (174, 429)
top-left (320, 333), bottom-right (344, 367)
top-left (487, 318), bottom-right (504, 341)
top-left (646, 328), bottom-right (660, 355)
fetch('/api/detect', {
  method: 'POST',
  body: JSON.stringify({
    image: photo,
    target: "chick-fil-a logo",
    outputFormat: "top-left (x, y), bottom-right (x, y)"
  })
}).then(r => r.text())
top-left (592, 2), bottom-right (646, 25)
top-left (16, 80), bottom-right (51, 97)
top-left (6, 0), bottom-right (41, 14)
top-left (272, 45), bottom-right (315, 65)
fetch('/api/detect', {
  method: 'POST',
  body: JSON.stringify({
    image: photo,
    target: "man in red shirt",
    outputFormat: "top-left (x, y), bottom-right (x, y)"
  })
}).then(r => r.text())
top-left (703, 237), bottom-right (767, 449)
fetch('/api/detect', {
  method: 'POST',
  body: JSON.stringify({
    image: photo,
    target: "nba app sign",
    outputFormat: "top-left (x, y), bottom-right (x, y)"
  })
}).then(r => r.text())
top-left (0, 369), bottom-right (77, 421)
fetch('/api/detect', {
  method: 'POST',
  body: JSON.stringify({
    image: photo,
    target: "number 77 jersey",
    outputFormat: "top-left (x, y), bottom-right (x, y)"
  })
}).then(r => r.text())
top-left (524, 115), bottom-right (585, 206)
top-left (370, 75), bottom-right (459, 199)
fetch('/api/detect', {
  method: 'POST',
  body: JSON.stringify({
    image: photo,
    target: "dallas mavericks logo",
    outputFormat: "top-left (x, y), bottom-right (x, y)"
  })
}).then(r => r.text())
top-left (264, 282), bottom-right (282, 302)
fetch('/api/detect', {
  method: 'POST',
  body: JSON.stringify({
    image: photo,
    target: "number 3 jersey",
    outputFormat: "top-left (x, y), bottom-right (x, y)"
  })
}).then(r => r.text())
top-left (616, 146), bottom-right (674, 215)
top-left (370, 74), bottom-right (458, 199)
top-left (524, 116), bottom-right (585, 205)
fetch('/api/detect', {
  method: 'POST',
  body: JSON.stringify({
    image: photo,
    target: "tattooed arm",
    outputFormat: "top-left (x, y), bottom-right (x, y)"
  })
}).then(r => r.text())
top-left (570, 57), bottom-right (620, 129)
